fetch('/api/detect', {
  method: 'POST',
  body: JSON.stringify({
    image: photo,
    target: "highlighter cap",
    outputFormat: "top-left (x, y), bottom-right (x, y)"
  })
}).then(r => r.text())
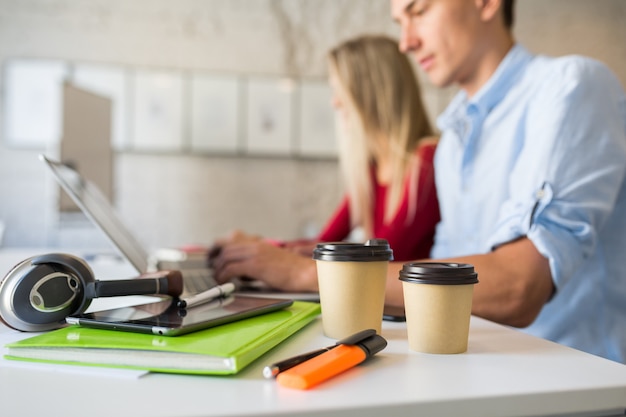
top-left (357, 334), bottom-right (387, 357)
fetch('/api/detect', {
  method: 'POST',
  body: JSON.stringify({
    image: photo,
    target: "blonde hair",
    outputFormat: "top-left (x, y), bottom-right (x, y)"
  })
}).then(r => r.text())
top-left (328, 34), bottom-right (434, 238)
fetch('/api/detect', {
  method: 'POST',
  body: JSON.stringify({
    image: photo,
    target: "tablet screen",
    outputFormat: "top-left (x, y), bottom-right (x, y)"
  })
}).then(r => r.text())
top-left (66, 296), bottom-right (294, 336)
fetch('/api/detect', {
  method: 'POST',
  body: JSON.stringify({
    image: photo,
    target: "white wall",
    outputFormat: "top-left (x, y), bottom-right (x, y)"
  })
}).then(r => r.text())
top-left (0, 0), bottom-right (624, 252)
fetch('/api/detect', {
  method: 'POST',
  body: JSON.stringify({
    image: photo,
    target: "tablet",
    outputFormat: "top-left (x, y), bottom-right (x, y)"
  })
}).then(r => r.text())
top-left (66, 296), bottom-right (294, 336)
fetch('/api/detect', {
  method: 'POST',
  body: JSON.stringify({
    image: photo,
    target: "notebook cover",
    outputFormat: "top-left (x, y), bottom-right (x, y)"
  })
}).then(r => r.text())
top-left (5, 301), bottom-right (320, 375)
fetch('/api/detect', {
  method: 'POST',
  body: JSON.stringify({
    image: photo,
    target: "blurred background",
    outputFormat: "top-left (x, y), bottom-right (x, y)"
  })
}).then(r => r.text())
top-left (0, 0), bottom-right (624, 254)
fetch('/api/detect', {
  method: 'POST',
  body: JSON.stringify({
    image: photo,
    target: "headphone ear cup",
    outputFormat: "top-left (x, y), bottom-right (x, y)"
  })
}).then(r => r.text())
top-left (0, 253), bottom-right (94, 332)
top-left (31, 253), bottom-right (96, 314)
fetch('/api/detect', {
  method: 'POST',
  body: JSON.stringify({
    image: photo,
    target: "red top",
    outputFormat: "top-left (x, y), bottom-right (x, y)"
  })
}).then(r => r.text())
top-left (317, 143), bottom-right (440, 262)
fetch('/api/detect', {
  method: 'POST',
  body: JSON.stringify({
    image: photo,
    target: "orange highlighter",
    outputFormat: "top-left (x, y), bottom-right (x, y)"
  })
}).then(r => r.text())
top-left (276, 329), bottom-right (387, 390)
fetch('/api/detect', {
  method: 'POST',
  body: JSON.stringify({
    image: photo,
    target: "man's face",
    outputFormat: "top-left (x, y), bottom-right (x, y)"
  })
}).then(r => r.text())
top-left (391, 0), bottom-right (484, 91)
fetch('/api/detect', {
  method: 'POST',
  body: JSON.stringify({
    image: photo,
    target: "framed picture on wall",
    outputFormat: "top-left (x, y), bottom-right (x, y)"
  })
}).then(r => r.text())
top-left (130, 69), bottom-right (185, 151)
top-left (190, 73), bottom-right (241, 153)
top-left (244, 76), bottom-right (296, 156)
top-left (2, 59), bottom-right (68, 148)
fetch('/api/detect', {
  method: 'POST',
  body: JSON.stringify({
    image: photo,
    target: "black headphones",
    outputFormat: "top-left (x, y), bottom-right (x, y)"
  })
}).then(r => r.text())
top-left (0, 253), bottom-right (182, 332)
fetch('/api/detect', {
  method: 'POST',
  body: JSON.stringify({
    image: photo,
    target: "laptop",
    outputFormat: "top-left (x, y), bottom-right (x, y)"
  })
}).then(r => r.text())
top-left (40, 154), bottom-right (319, 301)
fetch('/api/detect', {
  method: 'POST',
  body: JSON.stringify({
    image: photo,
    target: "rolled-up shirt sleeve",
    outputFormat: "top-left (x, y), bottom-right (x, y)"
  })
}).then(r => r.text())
top-left (486, 57), bottom-right (626, 290)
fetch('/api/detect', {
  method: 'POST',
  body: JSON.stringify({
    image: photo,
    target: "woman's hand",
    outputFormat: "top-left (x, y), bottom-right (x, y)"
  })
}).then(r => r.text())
top-left (209, 234), bottom-right (319, 293)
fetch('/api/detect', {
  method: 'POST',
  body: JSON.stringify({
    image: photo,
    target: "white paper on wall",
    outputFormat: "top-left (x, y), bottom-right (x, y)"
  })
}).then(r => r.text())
top-left (245, 77), bottom-right (295, 156)
top-left (3, 59), bottom-right (68, 147)
top-left (190, 74), bottom-right (241, 153)
top-left (131, 69), bottom-right (185, 151)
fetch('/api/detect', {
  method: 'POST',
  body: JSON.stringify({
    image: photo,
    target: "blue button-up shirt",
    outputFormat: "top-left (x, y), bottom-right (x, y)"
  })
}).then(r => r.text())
top-left (434, 44), bottom-right (626, 363)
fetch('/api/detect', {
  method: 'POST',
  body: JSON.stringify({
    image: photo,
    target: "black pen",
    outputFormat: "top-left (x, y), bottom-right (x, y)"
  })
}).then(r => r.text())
top-left (262, 329), bottom-right (378, 379)
top-left (263, 346), bottom-right (334, 379)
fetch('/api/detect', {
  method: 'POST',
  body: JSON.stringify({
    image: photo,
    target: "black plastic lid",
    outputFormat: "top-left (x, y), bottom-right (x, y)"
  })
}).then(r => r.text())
top-left (313, 239), bottom-right (394, 262)
top-left (398, 262), bottom-right (479, 285)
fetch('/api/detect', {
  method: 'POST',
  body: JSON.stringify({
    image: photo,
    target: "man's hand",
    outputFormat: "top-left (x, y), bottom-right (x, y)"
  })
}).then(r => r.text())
top-left (385, 237), bottom-right (554, 328)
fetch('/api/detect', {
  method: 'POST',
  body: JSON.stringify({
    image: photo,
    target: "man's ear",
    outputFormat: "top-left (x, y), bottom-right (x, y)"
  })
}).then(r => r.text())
top-left (476, 0), bottom-right (503, 23)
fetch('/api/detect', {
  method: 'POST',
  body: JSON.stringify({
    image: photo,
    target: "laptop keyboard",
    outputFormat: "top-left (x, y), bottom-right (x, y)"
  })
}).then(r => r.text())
top-left (181, 268), bottom-right (218, 295)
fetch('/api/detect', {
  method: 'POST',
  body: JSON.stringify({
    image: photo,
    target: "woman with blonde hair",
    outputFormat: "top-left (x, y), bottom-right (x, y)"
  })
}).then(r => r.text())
top-left (210, 34), bottom-right (440, 291)
top-left (317, 34), bottom-right (439, 261)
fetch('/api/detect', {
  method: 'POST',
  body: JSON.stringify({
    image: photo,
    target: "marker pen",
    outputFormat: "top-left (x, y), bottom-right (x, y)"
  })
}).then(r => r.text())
top-left (264, 329), bottom-right (377, 379)
top-left (276, 332), bottom-right (387, 390)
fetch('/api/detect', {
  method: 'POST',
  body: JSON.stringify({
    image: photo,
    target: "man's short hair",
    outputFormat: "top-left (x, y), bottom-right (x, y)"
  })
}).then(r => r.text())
top-left (503, 0), bottom-right (515, 29)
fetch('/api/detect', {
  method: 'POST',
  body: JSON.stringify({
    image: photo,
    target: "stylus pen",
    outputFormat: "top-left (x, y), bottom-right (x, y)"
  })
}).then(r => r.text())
top-left (177, 282), bottom-right (236, 309)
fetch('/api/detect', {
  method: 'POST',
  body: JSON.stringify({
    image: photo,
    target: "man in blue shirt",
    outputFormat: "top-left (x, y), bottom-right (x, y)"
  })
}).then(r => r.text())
top-left (388, 0), bottom-right (626, 363)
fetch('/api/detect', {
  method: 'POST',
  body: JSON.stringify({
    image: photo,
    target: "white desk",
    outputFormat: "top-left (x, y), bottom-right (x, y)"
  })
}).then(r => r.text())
top-left (1, 249), bottom-right (626, 417)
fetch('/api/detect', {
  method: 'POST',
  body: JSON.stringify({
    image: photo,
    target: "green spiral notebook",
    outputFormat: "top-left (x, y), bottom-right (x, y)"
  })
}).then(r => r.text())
top-left (4, 301), bottom-right (320, 375)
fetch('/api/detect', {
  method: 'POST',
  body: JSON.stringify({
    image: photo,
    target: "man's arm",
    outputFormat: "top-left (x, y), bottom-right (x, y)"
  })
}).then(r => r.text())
top-left (385, 237), bottom-right (554, 328)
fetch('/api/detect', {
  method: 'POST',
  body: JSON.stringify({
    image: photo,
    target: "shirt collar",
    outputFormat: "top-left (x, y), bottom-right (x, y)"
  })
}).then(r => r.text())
top-left (437, 44), bottom-right (534, 133)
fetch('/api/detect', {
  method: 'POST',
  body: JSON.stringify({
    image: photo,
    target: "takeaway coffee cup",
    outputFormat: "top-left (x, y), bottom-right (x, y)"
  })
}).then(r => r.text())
top-left (399, 262), bottom-right (478, 354)
top-left (313, 239), bottom-right (393, 339)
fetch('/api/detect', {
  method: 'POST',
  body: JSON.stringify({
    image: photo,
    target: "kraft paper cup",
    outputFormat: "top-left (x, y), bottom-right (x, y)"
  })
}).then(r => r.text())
top-left (400, 262), bottom-right (478, 354)
top-left (313, 239), bottom-right (393, 339)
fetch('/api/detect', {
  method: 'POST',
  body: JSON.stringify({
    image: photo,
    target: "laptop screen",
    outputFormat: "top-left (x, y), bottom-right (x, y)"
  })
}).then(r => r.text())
top-left (40, 154), bottom-right (149, 273)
